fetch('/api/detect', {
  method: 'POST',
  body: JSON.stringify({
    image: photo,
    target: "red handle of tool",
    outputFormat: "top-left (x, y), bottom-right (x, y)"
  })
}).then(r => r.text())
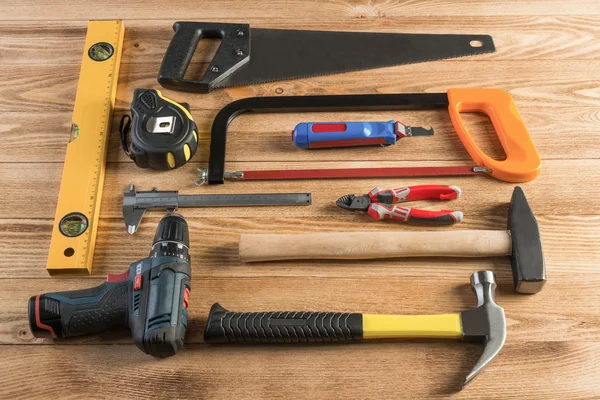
top-left (367, 204), bottom-right (463, 225)
top-left (368, 185), bottom-right (461, 203)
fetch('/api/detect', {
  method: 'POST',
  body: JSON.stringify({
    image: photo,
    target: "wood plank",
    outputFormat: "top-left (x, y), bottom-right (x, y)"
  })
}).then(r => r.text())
top-left (3, 60), bottom-right (600, 115)
top-left (0, 213), bottom-right (597, 279)
top-left (2, 105), bottom-right (599, 163)
top-left (0, 159), bottom-right (597, 220)
top-left (3, 272), bottom-right (600, 345)
top-left (1, 1), bottom-right (600, 398)
top-left (2, 0), bottom-right (600, 21)
top-left (2, 17), bottom-right (600, 66)
top-left (0, 342), bottom-right (598, 399)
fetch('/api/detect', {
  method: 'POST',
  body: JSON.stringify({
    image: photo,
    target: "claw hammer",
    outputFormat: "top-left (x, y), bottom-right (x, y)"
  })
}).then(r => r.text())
top-left (204, 271), bottom-right (506, 387)
top-left (239, 187), bottom-right (546, 294)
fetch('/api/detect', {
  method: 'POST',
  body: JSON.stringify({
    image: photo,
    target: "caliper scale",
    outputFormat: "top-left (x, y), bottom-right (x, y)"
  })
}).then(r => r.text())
top-left (123, 184), bottom-right (312, 234)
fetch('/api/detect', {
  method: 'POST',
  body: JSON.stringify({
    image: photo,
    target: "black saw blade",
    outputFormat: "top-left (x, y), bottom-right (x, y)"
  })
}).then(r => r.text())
top-left (216, 29), bottom-right (495, 88)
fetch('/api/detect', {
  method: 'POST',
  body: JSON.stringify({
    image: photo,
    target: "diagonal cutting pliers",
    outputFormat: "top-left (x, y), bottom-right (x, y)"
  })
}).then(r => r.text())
top-left (336, 185), bottom-right (463, 225)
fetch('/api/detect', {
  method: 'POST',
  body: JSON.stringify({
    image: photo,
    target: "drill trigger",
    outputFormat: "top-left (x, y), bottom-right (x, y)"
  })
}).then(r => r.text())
top-left (106, 268), bottom-right (131, 283)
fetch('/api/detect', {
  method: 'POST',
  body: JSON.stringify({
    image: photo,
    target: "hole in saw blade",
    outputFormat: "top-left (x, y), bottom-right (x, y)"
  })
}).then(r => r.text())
top-left (469, 40), bottom-right (483, 48)
top-left (459, 112), bottom-right (507, 161)
top-left (184, 38), bottom-right (223, 81)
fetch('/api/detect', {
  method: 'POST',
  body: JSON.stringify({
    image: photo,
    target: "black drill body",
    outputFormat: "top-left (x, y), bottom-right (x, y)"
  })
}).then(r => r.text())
top-left (28, 213), bottom-right (191, 357)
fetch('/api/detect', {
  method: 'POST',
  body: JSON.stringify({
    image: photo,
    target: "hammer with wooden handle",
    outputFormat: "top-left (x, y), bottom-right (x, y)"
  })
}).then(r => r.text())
top-left (239, 187), bottom-right (546, 294)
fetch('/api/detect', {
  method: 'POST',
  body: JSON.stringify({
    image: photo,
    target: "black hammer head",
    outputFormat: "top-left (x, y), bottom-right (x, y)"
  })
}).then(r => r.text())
top-left (460, 271), bottom-right (506, 387)
top-left (508, 187), bottom-right (546, 294)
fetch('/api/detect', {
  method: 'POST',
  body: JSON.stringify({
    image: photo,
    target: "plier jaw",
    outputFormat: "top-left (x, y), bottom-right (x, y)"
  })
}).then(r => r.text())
top-left (335, 194), bottom-right (372, 211)
top-left (336, 185), bottom-right (463, 225)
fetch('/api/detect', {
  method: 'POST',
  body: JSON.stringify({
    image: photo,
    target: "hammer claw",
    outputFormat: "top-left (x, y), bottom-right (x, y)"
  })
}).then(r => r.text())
top-left (460, 271), bottom-right (507, 387)
top-left (463, 335), bottom-right (505, 387)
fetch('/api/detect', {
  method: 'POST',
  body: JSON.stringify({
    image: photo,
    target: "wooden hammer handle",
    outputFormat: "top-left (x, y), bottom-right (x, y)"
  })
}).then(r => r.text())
top-left (239, 230), bottom-right (511, 262)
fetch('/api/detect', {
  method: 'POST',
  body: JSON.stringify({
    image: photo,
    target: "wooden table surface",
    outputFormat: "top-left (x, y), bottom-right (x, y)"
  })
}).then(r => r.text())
top-left (2, 1), bottom-right (600, 399)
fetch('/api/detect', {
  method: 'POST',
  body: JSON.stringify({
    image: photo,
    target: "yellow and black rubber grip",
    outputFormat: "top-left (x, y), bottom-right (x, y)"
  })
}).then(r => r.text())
top-left (204, 303), bottom-right (363, 343)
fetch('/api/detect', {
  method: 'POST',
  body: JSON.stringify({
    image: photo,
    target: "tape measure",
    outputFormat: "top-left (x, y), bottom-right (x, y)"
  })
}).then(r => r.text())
top-left (46, 20), bottom-right (124, 274)
top-left (121, 89), bottom-right (198, 170)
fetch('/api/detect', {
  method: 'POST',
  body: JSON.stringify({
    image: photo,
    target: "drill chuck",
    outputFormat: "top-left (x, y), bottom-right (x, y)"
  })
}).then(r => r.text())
top-left (150, 212), bottom-right (190, 263)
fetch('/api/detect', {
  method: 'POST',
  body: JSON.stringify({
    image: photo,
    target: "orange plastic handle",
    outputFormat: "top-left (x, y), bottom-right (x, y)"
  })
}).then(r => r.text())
top-left (447, 88), bottom-right (541, 182)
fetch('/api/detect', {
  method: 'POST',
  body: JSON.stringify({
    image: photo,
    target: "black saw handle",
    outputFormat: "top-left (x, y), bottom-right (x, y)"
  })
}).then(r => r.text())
top-left (28, 281), bottom-right (129, 339)
top-left (203, 303), bottom-right (364, 344)
top-left (158, 22), bottom-right (250, 93)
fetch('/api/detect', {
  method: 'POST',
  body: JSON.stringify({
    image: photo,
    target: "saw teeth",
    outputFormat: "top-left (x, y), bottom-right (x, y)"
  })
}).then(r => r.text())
top-left (215, 48), bottom-right (496, 89)
top-left (336, 195), bottom-right (355, 209)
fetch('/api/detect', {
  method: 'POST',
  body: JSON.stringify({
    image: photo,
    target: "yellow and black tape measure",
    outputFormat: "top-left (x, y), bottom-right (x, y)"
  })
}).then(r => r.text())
top-left (121, 89), bottom-right (198, 170)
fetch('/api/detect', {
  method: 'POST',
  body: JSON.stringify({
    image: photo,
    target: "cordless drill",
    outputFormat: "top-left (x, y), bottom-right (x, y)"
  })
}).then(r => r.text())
top-left (28, 213), bottom-right (191, 357)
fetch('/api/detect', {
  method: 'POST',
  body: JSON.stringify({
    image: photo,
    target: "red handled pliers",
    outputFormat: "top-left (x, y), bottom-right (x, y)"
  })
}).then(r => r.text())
top-left (336, 185), bottom-right (463, 225)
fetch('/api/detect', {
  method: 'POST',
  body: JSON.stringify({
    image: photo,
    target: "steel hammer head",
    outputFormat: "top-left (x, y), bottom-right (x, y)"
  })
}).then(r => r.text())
top-left (460, 271), bottom-right (506, 387)
top-left (508, 187), bottom-right (546, 293)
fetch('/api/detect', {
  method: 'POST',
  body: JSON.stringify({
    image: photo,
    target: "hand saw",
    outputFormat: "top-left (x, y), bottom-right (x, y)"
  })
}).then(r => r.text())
top-left (158, 22), bottom-right (495, 93)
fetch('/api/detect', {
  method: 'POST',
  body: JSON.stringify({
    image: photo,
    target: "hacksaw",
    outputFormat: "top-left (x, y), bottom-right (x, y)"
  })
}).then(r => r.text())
top-left (46, 20), bottom-right (124, 274)
top-left (198, 89), bottom-right (541, 185)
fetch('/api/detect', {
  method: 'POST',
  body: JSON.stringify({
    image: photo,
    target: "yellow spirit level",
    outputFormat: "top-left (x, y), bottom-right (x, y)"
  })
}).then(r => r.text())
top-left (46, 20), bottom-right (124, 274)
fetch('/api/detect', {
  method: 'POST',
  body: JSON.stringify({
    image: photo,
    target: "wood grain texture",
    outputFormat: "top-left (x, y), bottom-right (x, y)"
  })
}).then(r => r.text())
top-left (1, 342), bottom-right (598, 399)
top-left (2, 17), bottom-right (600, 66)
top-left (3, 271), bottom-right (600, 344)
top-left (2, 0), bottom-right (600, 20)
top-left (3, 106), bottom-right (600, 163)
top-left (1, 1), bottom-right (600, 399)
top-left (3, 60), bottom-right (600, 115)
top-left (1, 213), bottom-right (598, 279)
top-left (1, 159), bottom-right (599, 220)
